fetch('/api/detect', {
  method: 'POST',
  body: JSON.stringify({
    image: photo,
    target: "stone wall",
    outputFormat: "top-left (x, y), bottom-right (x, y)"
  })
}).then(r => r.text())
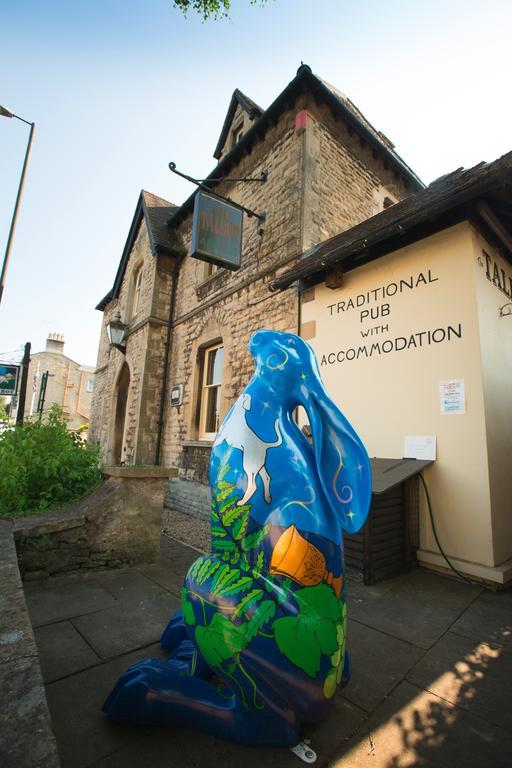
top-left (89, 217), bottom-right (176, 465)
top-left (161, 99), bottom-right (305, 486)
top-left (299, 100), bottom-right (411, 251)
top-left (165, 476), bottom-right (211, 519)
top-left (0, 521), bottom-right (60, 767)
top-left (162, 93), bottom-right (413, 519)
top-left (90, 81), bottom-right (418, 527)
top-left (13, 468), bottom-right (175, 580)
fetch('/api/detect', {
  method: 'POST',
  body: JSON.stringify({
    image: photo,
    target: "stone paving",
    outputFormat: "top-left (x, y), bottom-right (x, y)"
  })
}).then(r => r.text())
top-left (23, 537), bottom-right (512, 768)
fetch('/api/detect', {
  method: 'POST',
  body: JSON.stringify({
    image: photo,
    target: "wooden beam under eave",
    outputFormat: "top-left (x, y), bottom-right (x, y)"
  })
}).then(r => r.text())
top-left (475, 201), bottom-right (512, 256)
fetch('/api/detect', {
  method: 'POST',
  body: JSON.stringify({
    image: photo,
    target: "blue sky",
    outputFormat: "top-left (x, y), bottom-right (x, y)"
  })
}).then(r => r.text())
top-left (1, 0), bottom-right (511, 366)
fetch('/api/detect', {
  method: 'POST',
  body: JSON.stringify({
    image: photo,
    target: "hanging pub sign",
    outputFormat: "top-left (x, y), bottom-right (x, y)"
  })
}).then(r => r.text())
top-left (0, 364), bottom-right (20, 396)
top-left (190, 190), bottom-right (243, 271)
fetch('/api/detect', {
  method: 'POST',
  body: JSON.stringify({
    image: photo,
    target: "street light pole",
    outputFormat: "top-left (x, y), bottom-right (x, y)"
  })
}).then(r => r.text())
top-left (0, 106), bottom-right (35, 305)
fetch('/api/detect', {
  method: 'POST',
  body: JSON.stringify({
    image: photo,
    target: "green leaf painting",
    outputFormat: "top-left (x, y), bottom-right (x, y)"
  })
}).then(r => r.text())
top-left (245, 600), bottom-right (276, 643)
top-left (273, 585), bottom-right (344, 678)
top-left (233, 588), bottom-right (264, 619)
top-left (181, 588), bottom-right (196, 626)
top-left (217, 575), bottom-right (253, 597)
top-left (183, 462), bottom-right (348, 710)
top-left (195, 613), bottom-right (247, 667)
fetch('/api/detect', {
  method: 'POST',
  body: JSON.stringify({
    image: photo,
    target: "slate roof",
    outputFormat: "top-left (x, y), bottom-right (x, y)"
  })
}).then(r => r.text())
top-left (213, 88), bottom-right (264, 160)
top-left (317, 76), bottom-right (414, 181)
top-left (271, 151), bottom-right (512, 291)
top-left (96, 191), bottom-right (182, 311)
top-left (168, 64), bottom-right (423, 229)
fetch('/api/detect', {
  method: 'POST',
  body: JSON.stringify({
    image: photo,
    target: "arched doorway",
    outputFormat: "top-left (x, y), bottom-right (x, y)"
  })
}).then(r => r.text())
top-left (113, 362), bottom-right (130, 464)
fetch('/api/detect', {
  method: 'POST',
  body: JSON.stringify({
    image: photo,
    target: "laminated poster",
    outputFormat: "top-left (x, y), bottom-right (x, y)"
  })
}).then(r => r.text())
top-left (439, 379), bottom-right (466, 414)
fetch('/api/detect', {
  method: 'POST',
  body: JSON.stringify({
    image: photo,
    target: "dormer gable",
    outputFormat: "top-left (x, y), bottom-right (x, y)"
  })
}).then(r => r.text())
top-left (96, 190), bottom-right (184, 311)
top-left (213, 88), bottom-right (263, 161)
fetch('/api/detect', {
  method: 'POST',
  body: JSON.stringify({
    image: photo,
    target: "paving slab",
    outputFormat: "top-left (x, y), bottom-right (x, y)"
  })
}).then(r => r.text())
top-left (45, 643), bottom-right (167, 768)
top-left (406, 630), bottom-right (512, 731)
top-left (135, 562), bottom-right (186, 596)
top-left (348, 569), bottom-right (482, 649)
top-left (450, 589), bottom-right (512, 653)
top-left (25, 575), bottom-right (118, 627)
top-left (92, 567), bottom-right (178, 605)
top-left (22, 546), bottom-right (512, 768)
top-left (160, 535), bottom-right (202, 573)
top-left (302, 695), bottom-right (368, 766)
top-left (34, 620), bottom-right (101, 683)
top-left (326, 679), bottom-right (512, 768)
top-left (96, 694), bottom-right (367, 768)
top-left (86, 733), bottom-right (198, 768)
top-left (340, 619), bottom-right (424, 712)
top-left (71, 590), bottom-right (180, 658)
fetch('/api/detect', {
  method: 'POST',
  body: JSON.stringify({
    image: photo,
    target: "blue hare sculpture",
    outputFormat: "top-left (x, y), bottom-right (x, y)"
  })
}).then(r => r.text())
top-left (103, 330), bottom-right (371, 747)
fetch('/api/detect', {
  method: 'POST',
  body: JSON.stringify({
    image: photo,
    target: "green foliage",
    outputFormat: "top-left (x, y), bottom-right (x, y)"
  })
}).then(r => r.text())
top-left (172, 0), bottom-right (268, 21)
top-left (0, 395), bottom-right (8, 421)
top-left (0, 405), bottom-right (102, 517)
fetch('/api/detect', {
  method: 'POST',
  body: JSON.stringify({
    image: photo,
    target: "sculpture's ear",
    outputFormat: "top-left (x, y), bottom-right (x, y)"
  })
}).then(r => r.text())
top-left (301, 384), bottom-right (372, 534)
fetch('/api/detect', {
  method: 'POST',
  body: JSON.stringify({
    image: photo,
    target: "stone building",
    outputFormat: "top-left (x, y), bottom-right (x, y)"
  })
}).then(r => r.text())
top-left (90, 65), bottom-right (421, 526)
top-left (26, 333), bottom-right (95, 429)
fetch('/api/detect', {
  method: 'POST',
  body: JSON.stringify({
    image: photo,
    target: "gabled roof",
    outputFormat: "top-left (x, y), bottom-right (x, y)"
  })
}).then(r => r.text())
top-left (168, 65), bottom-right (424, 230)
top-left (96, 191), bottom-right (182, 311)
top-left (213, 88), bottom-right (264, 160)
top-left (271, 151), bottom-right (512, 291)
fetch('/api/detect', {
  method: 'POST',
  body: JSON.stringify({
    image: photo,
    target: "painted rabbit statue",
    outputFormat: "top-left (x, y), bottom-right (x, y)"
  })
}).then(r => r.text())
top-left (103, 330), bottom-right (372, 748)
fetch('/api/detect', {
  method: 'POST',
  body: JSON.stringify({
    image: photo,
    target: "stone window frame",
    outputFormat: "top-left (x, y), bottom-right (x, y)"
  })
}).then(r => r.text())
top-left (128, 262), bottom-right (144, 320)
top-left (204, 261), bottom-right (220, 280)
top-left (231, 120), bottom-right (244, 150)
top-left (198, 341), bottom-right (224, 440)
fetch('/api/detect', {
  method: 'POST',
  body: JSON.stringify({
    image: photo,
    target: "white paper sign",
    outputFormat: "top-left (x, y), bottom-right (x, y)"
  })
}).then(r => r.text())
top-left (404, 435), bottom-right (437, 461)
top-left (439, 379), bottom-right (465, 414)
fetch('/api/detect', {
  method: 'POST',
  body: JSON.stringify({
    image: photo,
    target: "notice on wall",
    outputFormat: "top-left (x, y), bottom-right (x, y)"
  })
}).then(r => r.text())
top-left (404, 435), bottom-right (437, 461)
top-left (439, 379), bottom-right (465, 414)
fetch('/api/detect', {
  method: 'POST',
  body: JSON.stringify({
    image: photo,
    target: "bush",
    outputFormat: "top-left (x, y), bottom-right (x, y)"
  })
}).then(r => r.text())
top-left (0, 405), bottom-right (102, 518)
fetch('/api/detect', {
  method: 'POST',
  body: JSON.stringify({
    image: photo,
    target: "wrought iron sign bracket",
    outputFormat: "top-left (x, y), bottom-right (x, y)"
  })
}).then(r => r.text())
top-left (168, 162), bottom-right (267, 224)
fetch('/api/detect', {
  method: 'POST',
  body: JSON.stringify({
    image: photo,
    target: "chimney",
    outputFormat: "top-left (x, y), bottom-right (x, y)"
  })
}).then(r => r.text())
top-left (46, 332), bottom-right (65, 354)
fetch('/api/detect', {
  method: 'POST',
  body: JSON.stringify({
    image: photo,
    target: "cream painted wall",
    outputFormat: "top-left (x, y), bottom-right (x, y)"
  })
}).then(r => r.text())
top-left (472, 232), bottom-right (512, 566)
top-left (302, 222), bottom-right (496, 568)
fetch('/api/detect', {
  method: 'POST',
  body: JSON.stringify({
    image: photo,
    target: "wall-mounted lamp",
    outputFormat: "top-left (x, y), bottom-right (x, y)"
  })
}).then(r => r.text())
top-left (106, 314), bottom-right (127, 353)
top-left (499, 302), bottom-right (512, 317)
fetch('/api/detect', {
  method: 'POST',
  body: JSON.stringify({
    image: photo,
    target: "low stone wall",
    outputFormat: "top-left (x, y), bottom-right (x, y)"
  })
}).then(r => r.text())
top-left (163, 477), bottom-right (211, 551)
top-left (14, 466), bottom-right (176, 580)
top-left (0, 521), bottom-right (60, 767)
top-left (165, 476), bottom-right (210, 520)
